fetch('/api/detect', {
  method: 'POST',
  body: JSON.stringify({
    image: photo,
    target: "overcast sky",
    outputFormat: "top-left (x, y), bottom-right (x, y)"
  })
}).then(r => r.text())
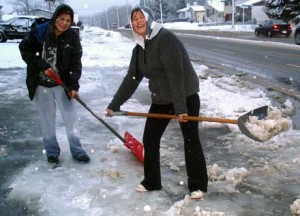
top-left (0, 0), bottom-right (140, 15)
top-left (67, 0), bottom-right (140, 15)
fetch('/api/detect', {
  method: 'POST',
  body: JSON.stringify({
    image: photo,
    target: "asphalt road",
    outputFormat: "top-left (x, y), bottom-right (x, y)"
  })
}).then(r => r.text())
top-left (172, 29), bottom-right (296, 44)
top-left (176, 32), bottom-right (300, 94)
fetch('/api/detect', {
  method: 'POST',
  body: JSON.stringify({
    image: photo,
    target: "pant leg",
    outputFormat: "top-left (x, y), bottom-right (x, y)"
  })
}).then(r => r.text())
top-left (33, 86), bottom-right (60, 156)
top-left (141, 103), bottom-right (171, 191)
top-left (53, 86), bottom-right (87, 158)
top-left (179, 94), bottom-right (208, 192)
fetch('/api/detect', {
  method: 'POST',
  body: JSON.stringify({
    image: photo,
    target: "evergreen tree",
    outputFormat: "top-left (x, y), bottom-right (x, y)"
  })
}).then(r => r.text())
top-left (149, 0), bottom-right (169, 21)
top-left (177, 0), bottom-right (187, 9)
top-left (281, 0), bottom-right (300, 21)
top-left (264, 0), bottom-right (300, 21)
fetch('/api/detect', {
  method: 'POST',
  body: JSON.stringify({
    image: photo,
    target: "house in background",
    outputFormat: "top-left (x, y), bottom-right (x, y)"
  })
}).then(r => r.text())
top-left (206, 0), bottom-right (225, 23)
top-left (177, 3), bottom-right (193, 20)
top-left (236, 0), bottom-right (268, 24)
top-left (189, 4), bottom-right (206, 22)
top-left (177, 2), bottom-right (206, 22)
top-left (177, 1), bottom-right (225, 23)
top-left (177, 0), bottom-right (269, 25)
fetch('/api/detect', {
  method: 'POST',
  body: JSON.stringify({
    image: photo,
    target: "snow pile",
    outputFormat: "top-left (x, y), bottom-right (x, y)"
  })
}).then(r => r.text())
top-left (291, 199), bottom-right (300, 215)
top-left (208, 164), bottom-right (248, 183)
top-left (245, 107), bottom-right (292, 142)
top-left (208, 164), bottom-right (248, 193)
top-left (164, 195), bottom-right (191, 215)
top-left (165, 195), bottom-right (228, 216)
top-left (80, 27), bottom-right (133, 68)
top-left (194, 206), bottom-right (227, 216)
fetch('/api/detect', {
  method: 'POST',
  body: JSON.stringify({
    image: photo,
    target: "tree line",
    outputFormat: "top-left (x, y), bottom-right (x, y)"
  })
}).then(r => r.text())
top-left (4, 0), bottom-right (300, 26)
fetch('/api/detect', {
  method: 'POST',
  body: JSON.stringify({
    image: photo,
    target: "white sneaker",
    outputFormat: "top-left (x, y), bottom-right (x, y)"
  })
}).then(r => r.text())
top-left (135, 184), bottom-right (148, 192)
top-left (190, 190), bottom-right (205, 199)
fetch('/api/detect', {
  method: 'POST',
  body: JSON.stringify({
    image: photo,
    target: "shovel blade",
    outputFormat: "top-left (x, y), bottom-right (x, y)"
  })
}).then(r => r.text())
top-left (238, 106), bottom-right (269, 142)
top-left (124, 131), bottom-right (144, 163)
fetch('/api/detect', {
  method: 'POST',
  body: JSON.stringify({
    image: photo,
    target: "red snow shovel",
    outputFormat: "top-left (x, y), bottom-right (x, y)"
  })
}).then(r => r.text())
top-left (46, 69), bottom-right (144, 163)
top-left (111, 106), bottom-right (273, 142)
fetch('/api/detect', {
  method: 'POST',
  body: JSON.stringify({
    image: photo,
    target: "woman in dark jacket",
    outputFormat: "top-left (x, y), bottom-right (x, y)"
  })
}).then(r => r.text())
top-left (19, 4), bottom-right (90, 164)
top-left (105, 6), bottom-right (208, 199)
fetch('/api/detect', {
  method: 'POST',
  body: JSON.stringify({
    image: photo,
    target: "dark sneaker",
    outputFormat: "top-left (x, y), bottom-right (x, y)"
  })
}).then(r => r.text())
top-left (74, 155), bottom-right (90, 163)
top-left (47, 156), bottom-right (59, 163)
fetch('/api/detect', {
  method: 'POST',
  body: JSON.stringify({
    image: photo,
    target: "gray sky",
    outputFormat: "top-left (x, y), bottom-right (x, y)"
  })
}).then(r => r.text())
top-left (0, 0), bottom-right (139, 15)
top-left (67, 0), bottom-right (139, 15)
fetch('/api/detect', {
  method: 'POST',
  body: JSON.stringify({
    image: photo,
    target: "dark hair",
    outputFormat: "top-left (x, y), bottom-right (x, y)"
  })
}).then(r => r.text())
top-left (130, 6), bottom-right (155, 22)
top-left (52, 4), bottom-right (74, 24)
top-left (56, 8), bottom-right (73, 22)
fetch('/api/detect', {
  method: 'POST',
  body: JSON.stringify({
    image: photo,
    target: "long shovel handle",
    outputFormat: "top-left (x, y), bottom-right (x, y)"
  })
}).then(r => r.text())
top-left (46, 69), bottom-right (126, 143)
top-left (112, 111), bottom-right (238, 124)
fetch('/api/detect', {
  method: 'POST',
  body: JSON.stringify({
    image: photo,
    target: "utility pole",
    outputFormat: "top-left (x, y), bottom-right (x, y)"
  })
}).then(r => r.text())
top-left (231, 0), bottom-right (235, 29)
top-left (126, 0), bottom-right (129, 24)
top-left (116, 6), bottom-right (120, 28)
top-left (105, 10), bottom-right (109, 29)
top-left (159, 0), bottom-right (163, 23)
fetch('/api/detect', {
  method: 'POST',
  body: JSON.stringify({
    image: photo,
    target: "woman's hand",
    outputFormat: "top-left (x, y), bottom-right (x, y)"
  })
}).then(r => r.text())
top-left (105, 109), bottom-right (113, 117)
top-left (68, 90), bottom-right (79, 99)
top-left (177, 113), bottom-right (188, 123)
top-left (44, 68), bottom-right (52, 76)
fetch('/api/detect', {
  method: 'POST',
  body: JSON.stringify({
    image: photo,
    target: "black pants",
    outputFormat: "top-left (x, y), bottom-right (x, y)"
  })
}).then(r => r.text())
top-left (141, 94), bottom-right (208, 192)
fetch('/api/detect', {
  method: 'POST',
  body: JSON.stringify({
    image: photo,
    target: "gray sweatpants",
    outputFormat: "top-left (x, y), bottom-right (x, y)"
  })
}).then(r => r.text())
top-left (33, 85), bottom-right (87, 159)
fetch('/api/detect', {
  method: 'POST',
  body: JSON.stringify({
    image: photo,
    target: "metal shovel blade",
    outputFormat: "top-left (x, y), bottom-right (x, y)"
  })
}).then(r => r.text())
top-left (124, 131), bottom-right (144, 163)
top-left (237, 106), bottom-right (269, 142)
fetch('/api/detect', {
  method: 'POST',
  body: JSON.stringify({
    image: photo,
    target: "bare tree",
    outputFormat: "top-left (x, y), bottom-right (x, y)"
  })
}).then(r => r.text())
top-left (6, 0), bottom-right (66, 14)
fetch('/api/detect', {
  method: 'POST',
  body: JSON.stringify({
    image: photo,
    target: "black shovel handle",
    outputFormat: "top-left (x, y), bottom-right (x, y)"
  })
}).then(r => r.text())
top-left (46, 69), bottom-right (126, 143)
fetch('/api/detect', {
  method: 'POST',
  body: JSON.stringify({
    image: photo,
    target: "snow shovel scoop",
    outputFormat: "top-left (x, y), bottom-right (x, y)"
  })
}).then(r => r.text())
top-left (110, 106), bottom-right (282, 143)
top-left (46, 69), bottom-right (144, 163)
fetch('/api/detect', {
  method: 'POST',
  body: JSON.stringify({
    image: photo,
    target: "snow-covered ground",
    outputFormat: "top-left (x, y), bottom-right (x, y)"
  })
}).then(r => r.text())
top-left (1, 24), bottom-right (300, 215)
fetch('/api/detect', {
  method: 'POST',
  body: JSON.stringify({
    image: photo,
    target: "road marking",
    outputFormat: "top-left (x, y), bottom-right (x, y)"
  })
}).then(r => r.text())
top-left (287, 64), bottom-right (300, 69)
top-left (212, 48), bottom-right (236, 55)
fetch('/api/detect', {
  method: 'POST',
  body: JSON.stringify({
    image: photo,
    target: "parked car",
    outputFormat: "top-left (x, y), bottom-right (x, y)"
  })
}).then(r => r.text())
top-left (124, 23), bottom-right (131, 28)
top-left (254, 19), bottom-right (292, 37)
top-left (0, 16), bottom-right (45, 42)
top-left (295, 25), bottom-right (300, 45)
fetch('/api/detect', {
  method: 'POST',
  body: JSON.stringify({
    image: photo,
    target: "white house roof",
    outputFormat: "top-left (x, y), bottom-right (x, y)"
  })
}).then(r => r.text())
top-left (177, 5), bottom-right (206, 13)
top-left (206, 0), bottom-right (224, 12)
top-left (189, 5), bottom-right (206, 12)
top-left (237, 0), bottom-right (263, 7)
top-left (177, 7), bottom-right (189, 13)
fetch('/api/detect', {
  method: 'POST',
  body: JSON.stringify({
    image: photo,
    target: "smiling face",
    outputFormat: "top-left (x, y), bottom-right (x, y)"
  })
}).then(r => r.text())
top-left (131, 10), bottom-right (147, 38)
top-left (54, 13), bottom-right (72, 36)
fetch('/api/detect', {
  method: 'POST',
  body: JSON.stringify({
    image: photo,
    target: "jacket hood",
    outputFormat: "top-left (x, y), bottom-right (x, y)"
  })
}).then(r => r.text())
top-left (51, 4), bottom-right (74, 25)
top-left (130, 6), bottom-right (163, 49)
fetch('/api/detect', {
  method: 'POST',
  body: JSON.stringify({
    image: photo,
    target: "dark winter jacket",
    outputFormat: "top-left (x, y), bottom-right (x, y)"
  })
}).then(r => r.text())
top-left (19, 4), bottom-right (82, 100)
top-left (108, 7), bottom-right (199, 115)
